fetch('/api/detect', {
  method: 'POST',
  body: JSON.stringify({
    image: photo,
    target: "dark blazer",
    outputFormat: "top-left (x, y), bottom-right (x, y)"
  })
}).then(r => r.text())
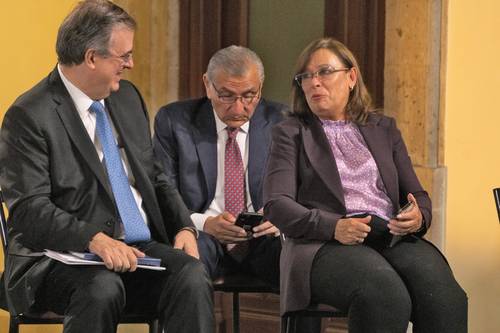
top-left (0, 68), bottom-right (193, 315)
top-left (153, 97), bottom-right (286, 213)
top-left (263, 113), bottom-right (432, 314)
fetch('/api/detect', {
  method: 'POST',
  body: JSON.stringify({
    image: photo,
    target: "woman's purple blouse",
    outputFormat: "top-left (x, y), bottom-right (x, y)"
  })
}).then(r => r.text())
top-left (321, 119), bottom-right (393, 220)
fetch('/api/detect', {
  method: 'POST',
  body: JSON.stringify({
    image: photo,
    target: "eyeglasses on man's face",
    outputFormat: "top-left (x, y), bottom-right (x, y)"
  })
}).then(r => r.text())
top-left (211, 82), bottom-right (260, 105)
top-left (103, 50), bottom-right (133, 64)
top-left (294, 65), bottom-right (351, 87)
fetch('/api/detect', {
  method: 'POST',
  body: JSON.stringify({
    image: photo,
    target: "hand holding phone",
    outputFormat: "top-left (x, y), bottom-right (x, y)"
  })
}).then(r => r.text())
top-left (394, 201), bottom-right (414, 219)
top-left (235, 212), bottom-right (263, 238)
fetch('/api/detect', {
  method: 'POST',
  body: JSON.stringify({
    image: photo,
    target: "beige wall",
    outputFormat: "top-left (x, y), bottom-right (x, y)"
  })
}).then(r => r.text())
top-left (444, 1), bottom-right (500, 332)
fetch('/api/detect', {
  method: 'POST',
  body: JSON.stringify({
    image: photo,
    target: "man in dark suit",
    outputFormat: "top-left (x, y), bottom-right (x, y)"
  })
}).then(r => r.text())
top-left (0, 1), bottom-right (213, 332)
top-left (153, 46), bottom-right (285, 285)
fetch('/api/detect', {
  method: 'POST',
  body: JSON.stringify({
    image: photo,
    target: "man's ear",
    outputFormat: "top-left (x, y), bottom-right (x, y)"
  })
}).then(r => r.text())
top-left (202, 74), bottom-right (212, 98)
top-left (84, 49), bottom-right (97, 69)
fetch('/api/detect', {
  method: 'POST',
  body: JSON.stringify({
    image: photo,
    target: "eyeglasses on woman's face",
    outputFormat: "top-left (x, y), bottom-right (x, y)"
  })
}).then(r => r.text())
top-left (294, 65), bottom-right (351, 87)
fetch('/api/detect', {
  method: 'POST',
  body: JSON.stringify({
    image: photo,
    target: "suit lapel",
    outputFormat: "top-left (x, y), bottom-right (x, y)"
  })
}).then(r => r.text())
top-left (248, 101), bottom-right (270, 210)
top-left (358, 116), bottom-right (399, 206)
top-left (302, 117), bottom-right (345, 207)
top-left (49, 70), bottom-right (114, 200)
top-left (192, 101), bottom-right (218, 204)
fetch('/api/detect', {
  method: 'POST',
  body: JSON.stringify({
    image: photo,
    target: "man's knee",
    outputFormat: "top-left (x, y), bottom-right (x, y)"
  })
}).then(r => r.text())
top-left (78, 269), bottom-right (125, 311)
top-left (177, 259), bottom-right (212, 291)
top-left (197, 231), bottom-right (223, 278)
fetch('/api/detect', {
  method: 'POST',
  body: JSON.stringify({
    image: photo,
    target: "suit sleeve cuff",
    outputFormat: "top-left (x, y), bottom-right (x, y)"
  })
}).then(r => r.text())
top-left (179, 227), bottom-right (199, 239)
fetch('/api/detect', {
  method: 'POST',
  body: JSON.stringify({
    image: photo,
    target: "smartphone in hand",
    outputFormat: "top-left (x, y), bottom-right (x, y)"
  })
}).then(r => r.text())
top-left (235, 212), bottom-right (263, 238)
top-left (395, 201), bottom-right (414, 218)
top-left (389, 201), bottom-right (415, 247)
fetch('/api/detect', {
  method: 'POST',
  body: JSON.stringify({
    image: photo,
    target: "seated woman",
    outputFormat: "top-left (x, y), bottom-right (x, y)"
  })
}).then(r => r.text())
top-left (263, 38), bottom-right (467, 332)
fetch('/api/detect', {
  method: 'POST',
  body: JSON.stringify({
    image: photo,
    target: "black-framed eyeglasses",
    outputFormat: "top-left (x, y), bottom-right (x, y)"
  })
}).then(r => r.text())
top-left (294, 65), bottom-right (351, 87)
top-left (211, 82), bottom-right (260, 105)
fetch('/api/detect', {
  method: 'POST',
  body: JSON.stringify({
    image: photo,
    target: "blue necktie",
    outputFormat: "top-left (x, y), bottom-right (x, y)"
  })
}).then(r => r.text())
top-left (90, 101), bottom-right (151, 244)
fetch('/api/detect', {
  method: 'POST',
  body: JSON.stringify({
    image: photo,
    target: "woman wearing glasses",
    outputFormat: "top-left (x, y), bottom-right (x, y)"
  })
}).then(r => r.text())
top-left (263, 38), bottom-right (467, 332)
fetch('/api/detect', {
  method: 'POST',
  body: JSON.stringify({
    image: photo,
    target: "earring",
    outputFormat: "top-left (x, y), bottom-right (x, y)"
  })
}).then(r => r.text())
top-left (349, 85), bottom-right (354, 91)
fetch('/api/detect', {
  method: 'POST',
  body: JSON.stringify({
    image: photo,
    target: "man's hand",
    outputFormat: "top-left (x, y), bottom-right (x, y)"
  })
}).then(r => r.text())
top-left (388, 193), bottom-right (423, 235)
top-left (88, 232), bottom-right (145, 272)
top-left (252, 221), bottom-right (280, 238)
top-left (203, 212), bottom-right (248, 244)
top-left (174, 229), bottom-right (200, 259)
top-left (334, 216), bottom-right (372, 245)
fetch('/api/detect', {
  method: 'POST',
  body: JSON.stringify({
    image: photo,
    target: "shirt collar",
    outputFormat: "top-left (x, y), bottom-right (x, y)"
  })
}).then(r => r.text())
top-left (57, 64), bottom-right (104, 116)
top-left (211, 107), bottom-right (249, 135)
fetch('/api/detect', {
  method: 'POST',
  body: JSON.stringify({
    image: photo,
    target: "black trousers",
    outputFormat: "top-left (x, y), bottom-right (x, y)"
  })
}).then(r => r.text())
top-left (310, 237), bottom-right (468, 333)
top-left (197, 231), bottom-right (281, 287)
top-left (36, 240), bottom-right (214, 333)
top-left (198, 232), bottom-right (321, 333)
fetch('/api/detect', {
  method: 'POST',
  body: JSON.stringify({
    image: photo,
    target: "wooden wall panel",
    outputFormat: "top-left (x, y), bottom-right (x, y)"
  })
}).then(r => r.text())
top-left (325, 0), bottom-right (385, 108)
top-left (179, 0), bottom-right (249, 100)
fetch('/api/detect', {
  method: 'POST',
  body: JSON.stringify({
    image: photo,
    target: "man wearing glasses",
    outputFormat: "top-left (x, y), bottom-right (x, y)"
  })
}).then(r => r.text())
top-left (153, 46), bottom-right (284, 287)
top-left (0, 1), bottom-right (213, 332)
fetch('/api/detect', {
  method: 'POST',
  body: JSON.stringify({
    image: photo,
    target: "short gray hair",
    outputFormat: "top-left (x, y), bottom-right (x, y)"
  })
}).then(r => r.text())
top-left (206, 45), bottom-right (265, 84)
top-left (56, 0), bottom-right (136, 65)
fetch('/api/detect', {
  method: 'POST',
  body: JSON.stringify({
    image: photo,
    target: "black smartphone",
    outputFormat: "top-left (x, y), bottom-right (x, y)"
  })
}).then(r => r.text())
top-left (235, 212), bottom-right (263, 237)
top-left (389, 202), bottom-right (415, 247)
top-left (394, 201), bottom-right (414, 218)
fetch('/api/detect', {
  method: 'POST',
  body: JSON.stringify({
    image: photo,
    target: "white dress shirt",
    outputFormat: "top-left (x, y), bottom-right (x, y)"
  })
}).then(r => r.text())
top-left (57, 65), bottom-right (148, 234)
top-left (190, 109), bottom-right (254, 230)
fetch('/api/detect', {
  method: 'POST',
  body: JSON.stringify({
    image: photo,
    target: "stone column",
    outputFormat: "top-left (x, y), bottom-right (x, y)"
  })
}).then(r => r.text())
top-left (384, 0), bottom-right (446, 249)
top-left (115, 0), bottom-right (180, 123)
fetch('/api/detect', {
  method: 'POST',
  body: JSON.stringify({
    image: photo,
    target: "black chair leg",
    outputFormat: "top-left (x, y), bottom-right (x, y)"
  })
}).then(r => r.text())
top-left (281, 316), bottom-right (288, 333)
top-left (232, 292), bottom-right (240, 333)
top-left (149, 319), bottom-right (159, 333)
top-left (289, 315), bottom-right (297, 333)
top-left (9, 318), bottom-right (19, 333)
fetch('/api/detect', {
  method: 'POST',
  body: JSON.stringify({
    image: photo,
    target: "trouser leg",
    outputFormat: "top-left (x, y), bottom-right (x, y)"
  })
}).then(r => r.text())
top-left (36, 264), bottom-right (125, 333)
top-left (123, 241), bottom-right (215, 333)
top-left (243, 235), bottom-right (281, 287)
top-left (310, 243), bottom-right (411, 333)
top-left (381, 238), bottom-right (468, 333)
top-left (197, 231), bottom-right (225, 279)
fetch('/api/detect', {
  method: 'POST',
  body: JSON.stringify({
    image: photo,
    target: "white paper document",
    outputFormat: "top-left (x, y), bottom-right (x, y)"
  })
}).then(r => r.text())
top-left (44, 250), bottom-right (166, 271)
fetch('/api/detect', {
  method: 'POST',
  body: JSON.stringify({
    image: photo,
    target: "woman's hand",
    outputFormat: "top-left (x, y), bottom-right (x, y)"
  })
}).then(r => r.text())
top-left (388, 193), bottom-right (423, 235)
top-left (334, 216), bottom-right (371, 245)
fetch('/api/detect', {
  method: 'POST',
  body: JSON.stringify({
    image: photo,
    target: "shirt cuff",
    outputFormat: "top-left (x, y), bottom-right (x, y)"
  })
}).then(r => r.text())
top-left (190, 212), bottom-right (211, 231)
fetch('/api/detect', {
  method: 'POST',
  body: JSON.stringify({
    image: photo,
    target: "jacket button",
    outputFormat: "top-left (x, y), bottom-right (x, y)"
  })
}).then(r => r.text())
top-left (105, 219), bottom-right (113, 227)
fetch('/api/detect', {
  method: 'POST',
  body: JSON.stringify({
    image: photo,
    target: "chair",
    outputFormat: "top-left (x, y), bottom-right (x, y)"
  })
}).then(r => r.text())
top-left (0, 190), bottom-right (161, 333)
top-left (281, 304), bottom-right (346, 333)
top-left (213, 273), bottom-right (279, 333)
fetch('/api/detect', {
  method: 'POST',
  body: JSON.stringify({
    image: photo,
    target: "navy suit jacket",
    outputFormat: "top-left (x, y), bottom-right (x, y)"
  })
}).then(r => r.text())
top-left (153, 97), bottom-right (286, 214)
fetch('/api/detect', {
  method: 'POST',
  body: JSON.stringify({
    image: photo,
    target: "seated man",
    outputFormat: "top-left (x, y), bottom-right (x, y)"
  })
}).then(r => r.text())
top-left (0, 1), bottom-right (213, 332)
top-left (153, 46), bottom-right (284, 286)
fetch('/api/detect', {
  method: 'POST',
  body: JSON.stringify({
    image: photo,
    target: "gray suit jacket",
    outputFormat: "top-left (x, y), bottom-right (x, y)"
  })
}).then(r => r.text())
top-left (153, 97), bottom-right (286, 214)
top-left (263, 113), bottom-right (432, 314)
top-left (0, 68), bottom-right (193, 315)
